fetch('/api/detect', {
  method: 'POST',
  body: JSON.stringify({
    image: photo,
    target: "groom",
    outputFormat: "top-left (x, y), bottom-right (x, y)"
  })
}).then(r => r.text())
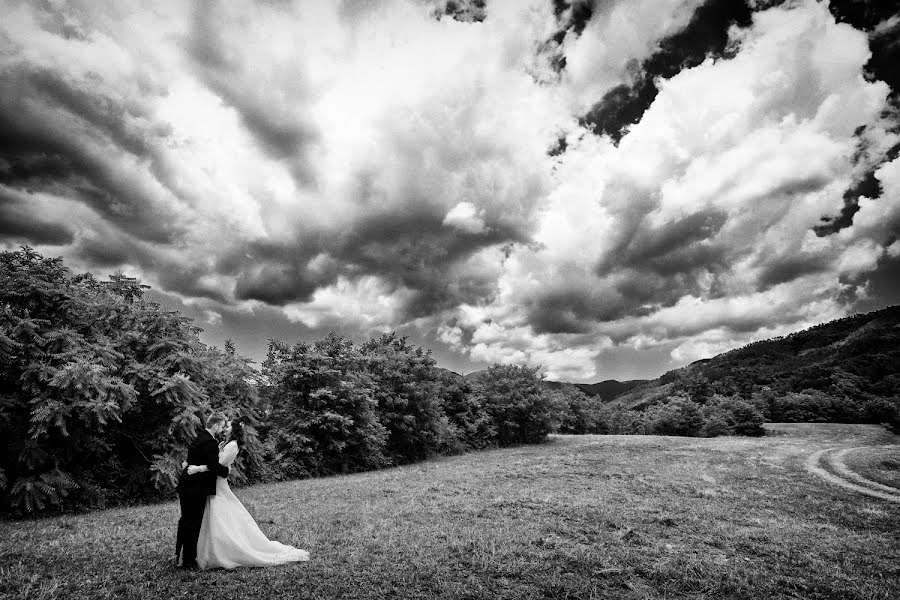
top-left (175, 413), bottom-right (231, 569)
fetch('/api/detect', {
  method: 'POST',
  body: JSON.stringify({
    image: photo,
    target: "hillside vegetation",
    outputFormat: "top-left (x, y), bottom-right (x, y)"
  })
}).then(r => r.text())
top-left (547, 379), bottom-right (648, 401)
top-left (581, 306), bottom-right (900, 434)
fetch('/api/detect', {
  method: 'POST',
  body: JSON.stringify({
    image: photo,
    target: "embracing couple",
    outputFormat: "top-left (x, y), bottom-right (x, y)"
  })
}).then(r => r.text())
top-left (175, 413), bottom-right (309, 570)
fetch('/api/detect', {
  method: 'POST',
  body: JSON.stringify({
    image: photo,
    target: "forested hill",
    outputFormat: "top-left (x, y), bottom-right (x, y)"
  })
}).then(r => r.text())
top-left (544, 379), bottom-right (647, 401)
top-left (574, 380), bottom-right (648, 400)
top-left (614, 304), bottom-right (900, 410)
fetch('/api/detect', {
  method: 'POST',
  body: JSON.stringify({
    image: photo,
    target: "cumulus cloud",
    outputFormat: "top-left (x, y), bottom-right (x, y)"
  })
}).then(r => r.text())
top-left (443, 201), bottom-right (487, 233)
top-left (1, 0), bottom-right (898, 381)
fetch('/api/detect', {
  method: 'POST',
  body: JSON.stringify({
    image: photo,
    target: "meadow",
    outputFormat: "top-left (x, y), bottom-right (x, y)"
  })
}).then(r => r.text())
top-left (1, 423), bottom-right (898, 600)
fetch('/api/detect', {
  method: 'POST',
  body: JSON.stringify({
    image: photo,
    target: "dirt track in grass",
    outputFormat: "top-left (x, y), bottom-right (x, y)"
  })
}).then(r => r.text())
top-left (805, 444), bottom-right (900, 502)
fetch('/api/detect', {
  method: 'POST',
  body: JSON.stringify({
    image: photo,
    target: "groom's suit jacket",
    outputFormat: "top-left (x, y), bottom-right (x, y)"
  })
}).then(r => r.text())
top-left (177, 430), bottom-right (230, 497)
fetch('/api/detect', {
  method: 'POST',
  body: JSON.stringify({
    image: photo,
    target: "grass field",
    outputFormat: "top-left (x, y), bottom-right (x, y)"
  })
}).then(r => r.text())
top-left (2, 423), bottom-right (899, 599)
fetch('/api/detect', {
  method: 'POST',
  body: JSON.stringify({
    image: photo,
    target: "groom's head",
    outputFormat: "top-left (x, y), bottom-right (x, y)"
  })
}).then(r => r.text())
top-left (205, 413), bottom-right (228, 439)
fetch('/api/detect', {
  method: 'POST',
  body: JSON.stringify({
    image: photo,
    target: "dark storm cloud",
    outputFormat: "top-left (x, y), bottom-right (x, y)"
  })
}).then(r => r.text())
top-left (68, 227), bottom-right (229, 303)
top-left (341, 208), bottom-right (527, 317)
top-left (597, 209), bottom-right (729, 276)
top-left (187, 2), bottom-right (320, 184)
top-left (579, 0), bottom-right (762, 143)
top-left (229, 206), bottom-right (525, 319)
top-left (155, 267), bottom-right (231, 304)
top-left (527, 281), bottom-right (660, 336)
top-left (27, 69), bottom-right (157, 159)
top-left (233, 258), bottom-right (329, 306)
top-left (756, 254), bottom-right (832, 291)
top-left (0, 69), bottom-right (183, 244)
top-left (528, 210), bottom-right (736, 335)
top-left (74, 232), bottom-right (145, 268)
top-left (0, 188), bottom-right (74, 246)
top-left (528, 289), bottom-right (599, 334)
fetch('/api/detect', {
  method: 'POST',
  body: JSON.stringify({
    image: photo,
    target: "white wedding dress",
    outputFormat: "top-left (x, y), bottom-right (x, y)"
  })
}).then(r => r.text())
top-left (196, 440), bottom-right (309, 570)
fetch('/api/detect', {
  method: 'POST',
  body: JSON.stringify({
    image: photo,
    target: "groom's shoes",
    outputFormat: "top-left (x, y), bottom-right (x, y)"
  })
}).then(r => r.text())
top-left (179, 561), bottom-right (199, 571)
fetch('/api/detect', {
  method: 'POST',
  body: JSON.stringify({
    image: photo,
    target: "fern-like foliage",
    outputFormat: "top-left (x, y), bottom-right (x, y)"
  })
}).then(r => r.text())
top-left (0, 247), bottom-right (263, 516)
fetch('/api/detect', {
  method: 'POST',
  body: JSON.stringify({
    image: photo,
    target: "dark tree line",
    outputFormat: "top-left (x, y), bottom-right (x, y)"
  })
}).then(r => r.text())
top-left (0, 248), bottom-right (263, 516)
top-left (0, 249), bottom-right (561, 517)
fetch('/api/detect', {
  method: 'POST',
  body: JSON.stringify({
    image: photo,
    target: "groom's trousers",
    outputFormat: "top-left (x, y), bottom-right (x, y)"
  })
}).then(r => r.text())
top-left (177, 492), bottom-right (207, 565)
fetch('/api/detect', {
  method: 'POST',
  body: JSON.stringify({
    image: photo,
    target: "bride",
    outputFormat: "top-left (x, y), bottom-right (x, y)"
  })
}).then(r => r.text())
top-left (186, 420), bottom-right (310, 570)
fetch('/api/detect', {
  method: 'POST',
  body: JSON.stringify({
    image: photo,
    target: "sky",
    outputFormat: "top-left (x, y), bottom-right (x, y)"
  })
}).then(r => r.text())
top-left (1, 0), bottom-right (899, 382)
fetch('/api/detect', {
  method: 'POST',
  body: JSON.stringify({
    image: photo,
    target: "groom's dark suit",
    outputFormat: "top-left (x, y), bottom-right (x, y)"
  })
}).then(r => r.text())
top-left (175, 429), bottom-right (230, 567)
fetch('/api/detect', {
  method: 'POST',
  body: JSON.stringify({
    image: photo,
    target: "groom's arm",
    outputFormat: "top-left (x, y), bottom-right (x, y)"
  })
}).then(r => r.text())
top-left (202, 439), bottom-right (230, 479)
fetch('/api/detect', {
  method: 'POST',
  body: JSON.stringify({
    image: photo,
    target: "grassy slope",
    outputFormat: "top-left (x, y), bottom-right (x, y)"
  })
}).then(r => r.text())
top-left (2, 424), bottom-right (899, 600)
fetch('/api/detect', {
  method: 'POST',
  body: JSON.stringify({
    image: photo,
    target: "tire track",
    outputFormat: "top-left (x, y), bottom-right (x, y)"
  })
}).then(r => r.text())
top-left (805, 447), bottom-right (900, 503)
top-left (830, 447), bottom-right (900, 495)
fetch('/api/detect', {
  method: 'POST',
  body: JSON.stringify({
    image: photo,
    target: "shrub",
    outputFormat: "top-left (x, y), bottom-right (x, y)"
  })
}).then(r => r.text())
top-left (471, 365), bottom-right (555, 445)
top-left (360, 333), bottom-right (456, 463)
top-left (435, 369), bottom-right (494, 451)
top-left (642, 394), bottom-right (704, 436)
top-left (728, 400), bottom-right (766, 437)
top-left (262, 333), bottom-right (389, 477)
top-left (551, 386), bottom-right (598, 434)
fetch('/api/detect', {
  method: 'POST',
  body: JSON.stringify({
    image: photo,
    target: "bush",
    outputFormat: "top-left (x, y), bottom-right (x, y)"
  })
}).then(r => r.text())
top-left (262, 333), bottom-right (389, 477)
top-left (595, 403), bottom-right (644, 434)
top-left (361, 333), bottom-right (457, 463)
top-left (551, 386), bottom-right (598, 434)
top-left (436, 370), bottom-right (494, 451)
top-left (701, 412), bottom-right (733, 437)
top-left (861, 396), bottom-right (900, 433)
top-left (471, 365), bottom-right (555, 446)
top-left (642, 394), bottom-right (704, 436)
top-left (729, 400), bottom-right (766, 436)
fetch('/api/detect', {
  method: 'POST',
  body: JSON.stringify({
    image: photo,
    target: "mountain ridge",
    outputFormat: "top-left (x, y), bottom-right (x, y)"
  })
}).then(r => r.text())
top-left (612, 304), bottom-right (900, 410)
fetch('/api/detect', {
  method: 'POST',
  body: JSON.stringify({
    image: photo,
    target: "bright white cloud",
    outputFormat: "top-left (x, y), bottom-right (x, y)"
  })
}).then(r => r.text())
top-left (443, 201), bottom-right (487, 233)
top-left (283, 275), bottom-right (416, 331)
top-left (564, 0), bottom-right (702, 109)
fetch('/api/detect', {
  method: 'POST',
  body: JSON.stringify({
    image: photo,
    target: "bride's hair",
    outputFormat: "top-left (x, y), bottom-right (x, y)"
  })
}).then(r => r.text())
top-left (230, 420), bottom-right (246, 447)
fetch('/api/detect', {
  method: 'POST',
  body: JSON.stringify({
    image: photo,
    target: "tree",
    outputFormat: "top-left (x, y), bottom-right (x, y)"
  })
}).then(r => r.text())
top-left (0, 248), bottom-right (263, 516)
top-left (642, 393), bottom-right (704, 436)
top-left (360, 333), bottom-right (454, 463)
top-left (435, 369), bottom-right (494, 450)
top-left (263, 332), bottom-right (389, 477)
top-left (550, 385), bottom-right (597, 434)
top-left (471, 365), bottom-right (555, 446)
